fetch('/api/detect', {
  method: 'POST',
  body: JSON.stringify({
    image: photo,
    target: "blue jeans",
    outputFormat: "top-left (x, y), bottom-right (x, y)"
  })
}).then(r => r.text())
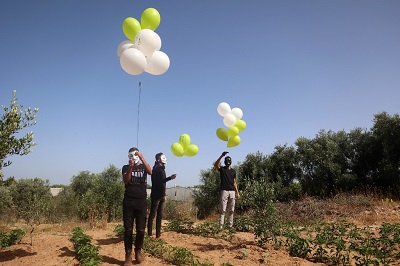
top-left (147, 196), bottom-right (165, 237)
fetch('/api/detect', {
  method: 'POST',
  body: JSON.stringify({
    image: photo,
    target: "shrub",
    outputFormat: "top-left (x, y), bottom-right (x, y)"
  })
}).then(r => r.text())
top-left (0, 229), bottom-right (25, 249)
top-left (164, 200), bottom-right (197, 220)
top-left (70, 227), bottom-right (102, 266)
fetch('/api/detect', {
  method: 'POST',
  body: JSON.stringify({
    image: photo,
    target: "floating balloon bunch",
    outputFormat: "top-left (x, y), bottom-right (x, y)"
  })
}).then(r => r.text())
top-left (171, 134), bottom-right (199, 157)
top-left (216, 102), bottom-right (247, 148)
top-left (117, 8), bottom-right (170, 75)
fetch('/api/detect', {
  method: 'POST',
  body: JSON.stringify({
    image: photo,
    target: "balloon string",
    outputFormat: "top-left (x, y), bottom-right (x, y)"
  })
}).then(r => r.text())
top-left (137, 81), bottom-right (142, 148)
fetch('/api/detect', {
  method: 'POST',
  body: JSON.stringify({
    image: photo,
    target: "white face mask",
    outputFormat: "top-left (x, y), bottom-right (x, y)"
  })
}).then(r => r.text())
top-left (160, 154), bottom-right (167, 164)
top-left (128, 151), bottom-right (140, 164)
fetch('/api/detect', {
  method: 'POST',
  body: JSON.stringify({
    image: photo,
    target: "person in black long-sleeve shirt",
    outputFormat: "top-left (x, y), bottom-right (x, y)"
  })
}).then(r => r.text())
top-left (147, 152), bottom-right (176, 238)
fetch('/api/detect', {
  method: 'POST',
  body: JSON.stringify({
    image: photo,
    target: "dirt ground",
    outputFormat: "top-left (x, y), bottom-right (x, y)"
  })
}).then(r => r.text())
top-left (1, 200), bottom-right (400, 266)
top-left (0, 222), bottom-right (325, 266)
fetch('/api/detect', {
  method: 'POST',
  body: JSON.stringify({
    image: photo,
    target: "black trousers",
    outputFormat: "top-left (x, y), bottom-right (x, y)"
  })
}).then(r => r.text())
top-left (123, 198), bottom-right (147, 254)
top-left (147, 196), bottom-right (165, 238)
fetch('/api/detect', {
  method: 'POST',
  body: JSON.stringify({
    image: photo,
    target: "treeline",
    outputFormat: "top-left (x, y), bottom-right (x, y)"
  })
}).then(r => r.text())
top-left (0, 112), bottom-right (399, 223)
top-left (193, 111), bottom-right (400, 218)
top-left (0, 165), bottom-right (124, 224)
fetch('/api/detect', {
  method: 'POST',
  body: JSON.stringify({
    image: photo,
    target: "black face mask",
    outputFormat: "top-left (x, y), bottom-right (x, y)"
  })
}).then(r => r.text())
top-left (224, 157), bottom-right (232, 166)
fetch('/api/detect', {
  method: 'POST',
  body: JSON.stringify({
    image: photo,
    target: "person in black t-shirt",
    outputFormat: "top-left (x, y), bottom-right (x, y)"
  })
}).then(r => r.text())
top-left (147, 152), bottom-right (176, 239)
top-left (122, 147), bottom-right (152, 265)
top-left (214, 151), bottom-right (241, 228)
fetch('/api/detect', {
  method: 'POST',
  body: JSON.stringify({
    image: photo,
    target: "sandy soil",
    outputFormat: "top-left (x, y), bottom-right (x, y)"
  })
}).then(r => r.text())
top-left (2, 200), bottom-right (400, 266)
top-left (0, 222), bottom-right (324, 266)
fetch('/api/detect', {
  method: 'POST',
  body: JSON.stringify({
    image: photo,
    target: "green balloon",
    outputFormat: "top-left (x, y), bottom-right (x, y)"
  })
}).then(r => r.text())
top-left (216, 128), bottom-right (228, 141)
top-left (141, 8), bottom-right (161, 31)
top-left (184, 144), bottom-right (199, 157)
top-left (179, 134), bottom-right (191, 148)
top-left (228, 126), bottom-right (239, 137)
top-left (227, 135), bottom-right (241, 148)
top-left (235, 120), bottom-right (247, 132)
top-left (123, 17), bottom-right (141, 41)
top-left (171, 142), bottom-right (184, 157)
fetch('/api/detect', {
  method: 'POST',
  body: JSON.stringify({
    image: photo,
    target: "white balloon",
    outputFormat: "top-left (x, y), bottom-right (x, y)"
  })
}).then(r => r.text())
top-left (217, 102), bottom-right (231, 117)
top-left (120, 48), bottom-right (146, 75)
top-left (223, 114), bottom-right (237, 127)
top-left (231, 107), bottom-right (243, 120)
top-left (117, 40), bottom-right (134, 58)
top-left (134, 29), bottom-right (162, 57)
top-left (145, 51), bottom-right (170, 75)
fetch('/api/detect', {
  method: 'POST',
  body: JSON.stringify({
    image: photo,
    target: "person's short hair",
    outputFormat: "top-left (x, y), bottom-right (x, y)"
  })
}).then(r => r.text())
top-left (155, 152), bottom-right (163, 161)
top-left (129, 147), bottom-right (139, 153)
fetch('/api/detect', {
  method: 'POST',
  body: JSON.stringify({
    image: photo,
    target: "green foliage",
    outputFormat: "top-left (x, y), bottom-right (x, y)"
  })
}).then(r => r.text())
top-left (193, 168), bottom-right (220, 219)
top-left (0, 232), bottom-right (11, 248)
top-left (163, 199), bottom-right (197, 220)
top-left (269, 145), bottom-right (301, 187)
top-left (0, 186), bottom-right (13, 222)
top-left (70, 227), bottom-right (102, 266)
top-left (193, 221), bottom-right (222, 238)
top-left (296, 130), bottom-right (354, 198)
top-left (71, 171), bottom-right (97, 198)
top-left (193, 112), bottom-right (400, 206)
top-left (113, 224), bottom-right (124, 239)
top-left (111, 224), bottom-right (213, 266)
top-left (117, 210), bottom-right (400, 265)
top-left (232, 216), bottom-right (256, 232)
top-left (166, 246), bottom-right (197, 265)
top-left (0, 229), bottom-right (25, 248)
top-left (1, 165), bottom-right (125, 224)
top-left (239, 176), bottom-right (277, 218)
top-left (94, 164), bottom-right (124, 221)
top-left (371, 112), bottom-right (400, 194)
top-left (251, 219), bottom-right (400, 265)
top-left (164, 219), bottom-right (235, 241)
top-left (8, 178), bottom-right (52, 225)
top-left (237, 151), bottom-right (270, 187)
top-left (285, 231), bottom-right (311, 258)
top-left (144, 236), bottom-right (213, 266)
top-left (69, 165), bottom-right (124, 222)
top-left (164, 219), bottom-right (194, 233)
top-left (253, 218), bottom-right (285, 249)
top-left (0, 90), bottom-right (38, 179)
top-left (47, 186), bottom-right (80, 223)
top-left (9, 229), bottom-right (25, 244)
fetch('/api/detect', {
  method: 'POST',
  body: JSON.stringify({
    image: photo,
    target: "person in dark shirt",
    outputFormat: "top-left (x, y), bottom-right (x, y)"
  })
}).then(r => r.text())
top-left (147, 152), bottom-right (176, 239)
top-left (122, 147), bottom-right (152, 265)
top-left (214, 151), bottom-right (240, 228)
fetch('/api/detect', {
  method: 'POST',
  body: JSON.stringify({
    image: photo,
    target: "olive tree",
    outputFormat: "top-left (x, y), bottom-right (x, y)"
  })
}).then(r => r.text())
top-left (0, 90), bottom-right (38, 180)
top-left (371, 112), bottom-right (400, 194)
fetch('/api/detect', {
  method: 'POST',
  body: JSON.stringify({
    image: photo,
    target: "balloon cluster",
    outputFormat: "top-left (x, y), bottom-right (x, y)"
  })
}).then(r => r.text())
top-left (216, 102), bottom-right (247, 148)
top-left (117, 8), bottom-right (170, 76)
top-left (171, 134), bottom-right (199, 157)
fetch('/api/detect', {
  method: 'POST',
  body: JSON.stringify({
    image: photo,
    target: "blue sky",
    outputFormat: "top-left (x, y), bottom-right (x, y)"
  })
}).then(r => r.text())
top-left (1, 1), bottom-right (399, 187)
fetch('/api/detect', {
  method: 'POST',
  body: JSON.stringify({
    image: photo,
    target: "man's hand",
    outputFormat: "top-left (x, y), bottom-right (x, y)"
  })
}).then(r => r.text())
top-left (170, 174), bottom-right (177, 180)
top-left (136, 151), bottom-right (144, 160)
top-left (222, 151), bottom-right (229, 157)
